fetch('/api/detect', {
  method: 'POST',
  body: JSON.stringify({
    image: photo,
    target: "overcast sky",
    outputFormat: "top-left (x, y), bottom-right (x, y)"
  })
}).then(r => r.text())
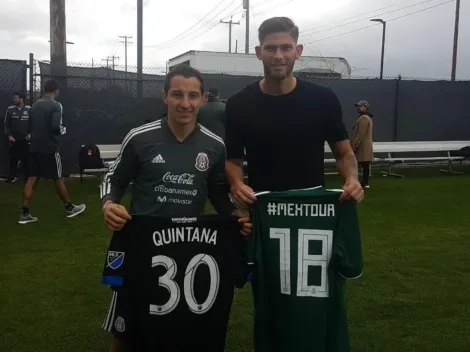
top-left (0, 0), bottom-right (468, 79)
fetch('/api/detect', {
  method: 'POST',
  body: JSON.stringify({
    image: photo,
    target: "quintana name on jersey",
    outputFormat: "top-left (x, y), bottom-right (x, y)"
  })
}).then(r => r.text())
top-left (153, 226), bottom-right (217, 247)
top-left (267, 202), bottom-right (336, 218)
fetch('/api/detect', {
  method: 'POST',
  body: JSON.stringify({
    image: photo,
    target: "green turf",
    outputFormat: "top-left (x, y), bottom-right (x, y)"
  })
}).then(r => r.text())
top-left (1, 169), bottom-right (469, 351)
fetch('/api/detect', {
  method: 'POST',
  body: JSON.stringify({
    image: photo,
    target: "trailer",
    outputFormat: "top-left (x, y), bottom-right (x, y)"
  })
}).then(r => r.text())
top-left (167, 50), bottom-right (352, 78)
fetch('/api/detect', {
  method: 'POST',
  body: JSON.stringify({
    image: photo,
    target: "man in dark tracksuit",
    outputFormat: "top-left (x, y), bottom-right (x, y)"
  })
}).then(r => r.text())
top-left (4, 92), bottom-right (31, 182)
top-left (100, 64), bottom-right (252, 352)
top-left (197, 87), bottom-right (226, 140)
top-left (18, 80), bottom-right (86, 224)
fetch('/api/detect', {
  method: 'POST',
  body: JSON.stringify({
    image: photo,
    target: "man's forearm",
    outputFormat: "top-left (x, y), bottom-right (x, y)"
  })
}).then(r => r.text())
top-left (336, 151), bottom-right (359, 182)
top-left (225, 159), bottom-right (244, 188)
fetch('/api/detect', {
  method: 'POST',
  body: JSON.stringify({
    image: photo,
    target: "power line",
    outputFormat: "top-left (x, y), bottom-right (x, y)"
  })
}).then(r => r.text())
top-left (299, 0), bottom-right (420, 34)
top-left (301, 0), bottom-right (441, 37)
top-left (149, 5), bottom-right (242, 49)
top-left (249, 0), bottom-right (427, 50)
top-left (146, 0), bottom-right (239, 48)
top-left (302, 0), bottom-right (454, 46)
top-left (158, 0), bottom-right (229, 45)
top-left (386, 0), bottom-right (454, 22)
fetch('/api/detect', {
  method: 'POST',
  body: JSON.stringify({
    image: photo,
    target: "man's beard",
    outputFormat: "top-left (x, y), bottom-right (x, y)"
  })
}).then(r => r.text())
top-left (264, 61), bottom-right (295, 80)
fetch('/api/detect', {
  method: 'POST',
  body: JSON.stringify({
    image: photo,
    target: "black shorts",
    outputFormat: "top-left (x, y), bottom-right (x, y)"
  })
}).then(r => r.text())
top-left (28, 152), bottom-right (63, 179)
top-left (103, 288), bottom-right (133, 340)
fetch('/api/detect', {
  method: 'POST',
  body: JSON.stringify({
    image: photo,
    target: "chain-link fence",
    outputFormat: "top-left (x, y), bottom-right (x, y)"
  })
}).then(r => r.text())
top-left (1, 55), bottom-right (469, 176)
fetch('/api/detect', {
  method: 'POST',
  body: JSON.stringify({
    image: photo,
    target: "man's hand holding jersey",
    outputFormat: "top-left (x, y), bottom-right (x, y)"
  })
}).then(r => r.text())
top-left (230, 181), bottom-right (257, 210)
top-left (232, 209), bottom-right (252, 236)
top-left (102, 201), bottom-right (131, 232)
top-left (102, 200), bottom-right (252, 236)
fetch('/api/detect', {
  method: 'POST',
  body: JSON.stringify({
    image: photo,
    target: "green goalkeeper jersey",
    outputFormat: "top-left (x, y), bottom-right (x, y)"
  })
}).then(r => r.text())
top-left (250, 186), bottom-right (363, 352)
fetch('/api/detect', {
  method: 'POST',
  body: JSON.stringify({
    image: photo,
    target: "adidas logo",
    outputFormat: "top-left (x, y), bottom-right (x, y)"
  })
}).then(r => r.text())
top-left (151, 154), bottom-right (165, 163)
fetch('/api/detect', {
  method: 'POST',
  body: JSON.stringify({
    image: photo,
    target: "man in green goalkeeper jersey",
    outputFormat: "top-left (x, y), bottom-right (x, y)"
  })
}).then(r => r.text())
top-left (250, 186), bottom-right (362, 352)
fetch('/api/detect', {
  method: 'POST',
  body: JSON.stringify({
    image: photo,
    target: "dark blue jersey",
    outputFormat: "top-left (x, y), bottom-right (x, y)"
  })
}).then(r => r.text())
top-left (101, 214), bottom-right (248, 351)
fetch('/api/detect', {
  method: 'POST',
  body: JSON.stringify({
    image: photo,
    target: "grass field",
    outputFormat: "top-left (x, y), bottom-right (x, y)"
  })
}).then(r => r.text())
top-left (1, 169), bottom-right (470, 352)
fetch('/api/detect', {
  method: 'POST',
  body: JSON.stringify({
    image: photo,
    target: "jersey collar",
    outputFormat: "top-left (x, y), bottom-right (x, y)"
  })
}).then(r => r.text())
top-left (161, 117), bottom-right (200, 144)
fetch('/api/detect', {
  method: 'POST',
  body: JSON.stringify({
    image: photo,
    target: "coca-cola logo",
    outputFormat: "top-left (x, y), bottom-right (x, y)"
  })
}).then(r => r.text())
top-left (162, 172), bottom-right (195, 185)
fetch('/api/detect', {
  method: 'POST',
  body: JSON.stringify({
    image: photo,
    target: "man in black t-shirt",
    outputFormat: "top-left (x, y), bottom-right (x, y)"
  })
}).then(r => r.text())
top-left (224, 16), bottom-right (364, 352)
top-left (225, 17), bottom-right (364, 203)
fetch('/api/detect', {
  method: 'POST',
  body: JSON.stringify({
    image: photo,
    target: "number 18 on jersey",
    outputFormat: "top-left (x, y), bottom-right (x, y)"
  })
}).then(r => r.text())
top-left (250, 187), bottom-right (363, 352)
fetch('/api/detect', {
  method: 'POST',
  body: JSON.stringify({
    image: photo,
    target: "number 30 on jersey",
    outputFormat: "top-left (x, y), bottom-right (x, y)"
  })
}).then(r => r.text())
top-left (150, 254), bottom-right (219, 315)
top-left (270, 228), bottom-right (333, 298)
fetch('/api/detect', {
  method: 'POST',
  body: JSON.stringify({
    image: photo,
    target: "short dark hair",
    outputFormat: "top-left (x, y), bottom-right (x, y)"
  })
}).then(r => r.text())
top-left (44, 80), bottom-right (59, 93)
top-left (164, 64), bottom-right (204, 94)
top-left (258, 17), bottom-right (299, 44)
top-left (13, 92), bottom-right (26, 100)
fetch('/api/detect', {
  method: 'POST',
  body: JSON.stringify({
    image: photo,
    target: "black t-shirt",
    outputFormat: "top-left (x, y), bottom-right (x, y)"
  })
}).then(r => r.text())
top-left (225, 78), bottom-right (349, 192)
top-left (102, 215), bottom-right (247, 351)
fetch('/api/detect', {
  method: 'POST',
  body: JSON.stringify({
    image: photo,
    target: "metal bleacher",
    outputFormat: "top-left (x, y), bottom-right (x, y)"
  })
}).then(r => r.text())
top-left (82, 141), bottom-right (470, 180)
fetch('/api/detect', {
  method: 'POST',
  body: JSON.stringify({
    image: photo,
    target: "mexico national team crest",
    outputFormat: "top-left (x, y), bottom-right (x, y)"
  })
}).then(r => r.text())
top-left (106, 251), bottom-right (125, 270)
top-left (195, 152), bottom-right (209, 172)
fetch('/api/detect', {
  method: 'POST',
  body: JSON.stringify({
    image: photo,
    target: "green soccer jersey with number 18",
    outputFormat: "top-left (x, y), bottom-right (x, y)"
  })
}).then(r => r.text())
top-left (250, 186), bottom-right (363, 352)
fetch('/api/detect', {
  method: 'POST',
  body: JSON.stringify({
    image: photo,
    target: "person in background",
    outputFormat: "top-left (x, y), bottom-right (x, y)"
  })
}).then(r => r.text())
top-left (18, 80), bottom-right (86, 224)
top-left (351, 100), bottom-right (374, 188)
top-left (197, 87), bottom-right (226, 140)
top-left (4, 92), bottom-right (31, 182)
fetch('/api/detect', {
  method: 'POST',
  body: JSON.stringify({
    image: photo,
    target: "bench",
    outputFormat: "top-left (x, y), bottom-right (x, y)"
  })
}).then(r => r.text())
top-left (368, 141), bottom-right (470, 178)
top-left (81, 141), bottom-right (470, 180)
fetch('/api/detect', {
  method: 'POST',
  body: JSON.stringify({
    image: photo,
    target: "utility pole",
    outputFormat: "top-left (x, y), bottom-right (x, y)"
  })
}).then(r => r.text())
top-left (102, 57), bottom-right (111, 69)
top-left (220, 16), bottom-right (240, 53)
top-left (371, 19), bottom-right (386, 80)
top-left (119, 35), bottom-right (133, 74)
top-left (451, 0), bottom-right (460, 81)
top-left (49, 0), bottom-right (67, 89)
top-left (243, 0), bottom-right (249, 54)
top-left (106, 55), bottom-right (119, 71)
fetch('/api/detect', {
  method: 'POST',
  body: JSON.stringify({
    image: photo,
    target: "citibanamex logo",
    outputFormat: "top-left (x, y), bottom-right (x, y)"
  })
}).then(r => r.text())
top-left (162, 172), bottom-right (195, 185)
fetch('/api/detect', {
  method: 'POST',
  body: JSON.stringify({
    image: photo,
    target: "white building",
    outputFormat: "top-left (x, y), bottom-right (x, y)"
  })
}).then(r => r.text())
top-left (167, 50), bottom-right (352, 78)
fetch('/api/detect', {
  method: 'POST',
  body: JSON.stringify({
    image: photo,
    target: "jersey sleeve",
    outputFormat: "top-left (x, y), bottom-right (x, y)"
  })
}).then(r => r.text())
top-left (100, 135), bottom-right (138, 206)
top-left (224, 97), bottom-right (245, 160)
top-left (325, 89), bottom-right (349, 144)
top-left (50, 101), bottom-right (64, 135)
top-left (336, 201), bottom-right (363, 279)
top-left (4, 108), bottom-right (11, 137)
